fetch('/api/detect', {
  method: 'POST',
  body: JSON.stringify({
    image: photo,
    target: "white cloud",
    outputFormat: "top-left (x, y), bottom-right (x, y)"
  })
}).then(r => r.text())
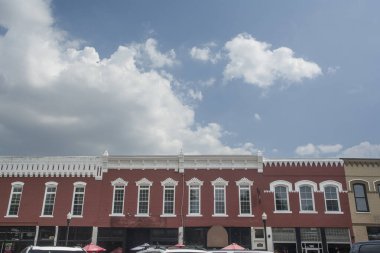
top-left (295, 143), bottom-right (343, 157)
top-left (254, 113), bottom-right (261, 121)
top-left (224, 33), bottom-right (322, 88)
top-left (0, 0), bottom-right (253, 155)
top-left (188, 89), bottom-right (203, 101)
top-left (190, 44), bottom-right (221, 64)
top-left (341, 142), bottom-right (380, 158)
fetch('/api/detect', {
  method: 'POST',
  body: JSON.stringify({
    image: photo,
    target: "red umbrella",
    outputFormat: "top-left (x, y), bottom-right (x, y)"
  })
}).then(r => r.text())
top-left (222, 243), bottom-right (245, 250)
top-left (83, 243), bottom-right (106, 253)
top-left (174, 243), bottom-right (185, 248)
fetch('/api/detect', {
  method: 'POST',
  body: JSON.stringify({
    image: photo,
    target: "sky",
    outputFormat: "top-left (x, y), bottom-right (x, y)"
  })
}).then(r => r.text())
top-left (0, 0), bottom-right (379, 158)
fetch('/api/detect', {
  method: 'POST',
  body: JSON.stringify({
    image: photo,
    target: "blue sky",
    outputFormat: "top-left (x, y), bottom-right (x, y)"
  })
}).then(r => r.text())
top-left (0, 0), bottom-right (379, 158)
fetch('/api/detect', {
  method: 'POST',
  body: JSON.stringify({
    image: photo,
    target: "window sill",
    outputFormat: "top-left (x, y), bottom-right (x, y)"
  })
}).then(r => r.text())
top-left (135, 214), bottom-right (150, 217)
top-left (324, 211), bottom-right (343, 214)
top-left (355, 211), bottom-right (370, 214)
top-left (238, 214), bottom-right (254, 217)
top-left (71, 215), bottom-right (83, 218)
top-left (186, 214), bottom-right (203, 217)
top-left (273, 211), bottom-right (292, 214)
top-left (299, 211), bottom-right (318, 214)
top-left (212, 214), bottom-right (228, 217)
top-left (160, 214), bottom-right (176, 217)
top-left (109, 214), bottom-right (125, 217)
top-left (40, 215), bottom-right (54, 218)
top-left (4, 215), bottom-right (18, 218)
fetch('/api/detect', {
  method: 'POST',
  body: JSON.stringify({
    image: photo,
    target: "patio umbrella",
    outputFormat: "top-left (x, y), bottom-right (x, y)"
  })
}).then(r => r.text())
top-left (83, 243), bottom-right (106, 253)
top-left (222, 243), bottom-right (245, 250)
top-left (110, 247), bottom-right (123, 253)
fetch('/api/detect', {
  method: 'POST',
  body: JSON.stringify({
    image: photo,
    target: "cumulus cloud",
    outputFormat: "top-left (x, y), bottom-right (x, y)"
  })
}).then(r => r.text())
top-left (295, 143), bottom-right (343, 157)
top-left (0, 0), bottom-right (254, 155)
top-left (188, 89), bottom-right (203, 101)
top-left (254, 113), bottom-right (261, 121)
top-left (295, 142), bottom-right (380, 158)
top-left (190, 44), bottom-right (221, 64)
top-left (341, 142), bottom-right (380, 158)
top-left (224, 33), bottom-right (322, 88)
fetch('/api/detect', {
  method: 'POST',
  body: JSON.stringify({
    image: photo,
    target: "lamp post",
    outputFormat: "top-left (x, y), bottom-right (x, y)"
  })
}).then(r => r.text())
top-left (262, 212), bottom-right (268, 251)
top-left (65, 212), bottom-right (72, 246)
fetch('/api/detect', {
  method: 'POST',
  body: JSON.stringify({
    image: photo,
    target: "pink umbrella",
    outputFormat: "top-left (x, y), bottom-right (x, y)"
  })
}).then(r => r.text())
top-left (83, 243), bottom-right (106, 253)
top-left (222, 243), bottom-right (245, 250)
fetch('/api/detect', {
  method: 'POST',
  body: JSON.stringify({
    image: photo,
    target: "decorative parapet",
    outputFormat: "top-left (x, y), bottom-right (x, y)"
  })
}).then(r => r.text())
top-left (0, 156), bottom-right (103, 180)
top-left (106, 154), bottom-right (263, 172)
top-left (264, 158), bottom-right (343, 167)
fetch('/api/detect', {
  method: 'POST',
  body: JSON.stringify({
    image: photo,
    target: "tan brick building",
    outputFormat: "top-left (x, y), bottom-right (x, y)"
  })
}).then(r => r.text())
top-left (343, 158), bottom-right (380, 242)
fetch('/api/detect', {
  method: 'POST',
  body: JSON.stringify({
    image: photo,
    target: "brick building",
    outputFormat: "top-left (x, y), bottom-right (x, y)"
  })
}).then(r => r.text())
top-left (0, 153), bottom-right (353, 253)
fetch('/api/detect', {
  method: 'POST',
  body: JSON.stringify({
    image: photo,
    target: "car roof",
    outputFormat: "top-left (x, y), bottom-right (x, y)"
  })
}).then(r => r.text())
top-left (353, 240), bottom-right (380, 245)
top-left (29, 246), bottom-right (85, 251)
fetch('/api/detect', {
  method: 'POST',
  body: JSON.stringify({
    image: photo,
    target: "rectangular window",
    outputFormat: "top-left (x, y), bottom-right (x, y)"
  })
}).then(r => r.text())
top-left (42, 185), bottom-right (57, 216)
top-left (163, 186), bottom-right (175, 214)
top-left (239, 185), bottom-right (251, 214)
top-left (72, 185), bottom-right (85, 216)
top-left (138, 185), bottom-right (150, 215)
top-left (189, 185), bottom-right (200, 214)
top-left (112, 185), bottom-right (125, 214)
top-left (214, 185), bottom-right (225, 214)
top-left (8, 184), bottom-right (23, 216)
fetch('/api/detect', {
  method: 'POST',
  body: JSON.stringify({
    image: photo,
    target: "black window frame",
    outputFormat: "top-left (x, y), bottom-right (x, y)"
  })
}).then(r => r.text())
top-left (353, 183), bottom-right (370, 212)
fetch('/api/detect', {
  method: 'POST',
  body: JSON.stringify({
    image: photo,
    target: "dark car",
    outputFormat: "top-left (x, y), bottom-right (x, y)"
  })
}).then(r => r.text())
top-left (349, 240), bottom-right (380, 253)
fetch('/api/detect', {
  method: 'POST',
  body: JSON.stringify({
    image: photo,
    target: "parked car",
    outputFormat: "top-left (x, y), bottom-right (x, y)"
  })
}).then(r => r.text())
top-left (208, 250), bottom-right (273, 253)
top-left (349, 240), bottom-right (380, 253)
top-left (20, 246), bottom-right (87, 253)
top-left (137, 247), bottom-right (208, 253)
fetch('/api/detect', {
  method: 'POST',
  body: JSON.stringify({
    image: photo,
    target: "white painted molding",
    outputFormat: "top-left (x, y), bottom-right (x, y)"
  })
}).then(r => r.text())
top-left (136, 178), bottom-right (153, 186)
top-left (264, 158), bottom-right (343, 167)
top-left (111, 178), bottom-right (128, 186)
top-left (211, 177), bottom-right (229, 186)
top-left (161, 177), bottom-right (178, 186)
top-left (269, 180), bottom-right (293, 192)
top-left (294, 180), bottom-right (318, 191)
top-left (236, 177), bottom-right (254, 186)
top-left (186, 177), bottom-right (203, 186)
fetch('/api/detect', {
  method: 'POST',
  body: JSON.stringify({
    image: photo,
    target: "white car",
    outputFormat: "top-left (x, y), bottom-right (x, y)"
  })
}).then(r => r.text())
top-left (20, 246), bottom-right (87, 253)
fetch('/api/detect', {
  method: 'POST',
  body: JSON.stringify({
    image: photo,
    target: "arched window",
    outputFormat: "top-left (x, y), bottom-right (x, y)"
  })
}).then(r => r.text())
top-left (353, 183), bottom-right (369, 212)
top-left (275, 185), bottom-right (289, 211)
top-left (320, 181), bottom-right (343, 213)
top-left (299, 185), bottom-right (315, 211)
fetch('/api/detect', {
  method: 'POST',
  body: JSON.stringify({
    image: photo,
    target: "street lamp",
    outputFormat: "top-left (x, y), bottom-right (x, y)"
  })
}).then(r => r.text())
top-left (262, 212), bottom-right (268, 251)
top-left (65, 212), bottom-right (72, 246)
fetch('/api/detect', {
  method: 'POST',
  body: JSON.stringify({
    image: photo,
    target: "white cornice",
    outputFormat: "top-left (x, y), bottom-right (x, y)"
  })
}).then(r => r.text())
top-left (264, 158), bottom-right (343, 167)
top-left (106, 154), bottom-right (263, 171)
top-left (0, 156), bottom-right (103, 179)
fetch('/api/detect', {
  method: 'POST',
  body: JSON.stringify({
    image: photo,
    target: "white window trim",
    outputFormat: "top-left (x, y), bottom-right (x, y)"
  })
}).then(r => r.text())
top-left (110, 178), bottom-right (128, 216)
top-left (41, 181), bottom-right (58, 217)
top-left (270, 180), bottom-right (292, 213)
top-left (161, 178), bottom-right (178, 215)
top-left (236, 178), bottom-right (253, 216)
top-left (295, 181), bottom-right (317, 213)
top-left (212, 178), bottom-right (228, 216)
top-left (6, 181), bottom-right (24, 218)
top-left (71, 182), bottom-right (86, 217)
top-left (186, 178), bottom-right (203, 216)
top-left (136, 178), bottom-right (153, 216)
top-left (319, 180), bottom-right (343, 214)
